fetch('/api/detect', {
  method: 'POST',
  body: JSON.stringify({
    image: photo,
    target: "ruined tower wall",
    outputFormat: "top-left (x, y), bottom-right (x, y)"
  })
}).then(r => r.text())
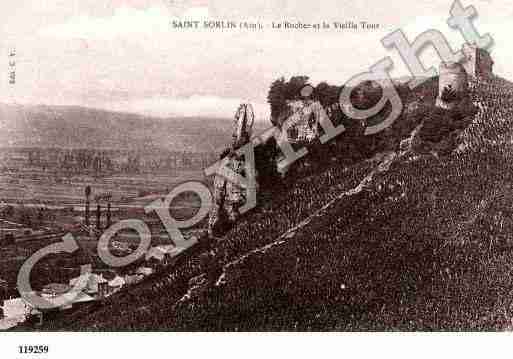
top-left (436, 62), bottom-right (469, 110)
top-left (439, 62), bottom-right (469, 95)
top-left (461, 44), bottom-right (494, 79)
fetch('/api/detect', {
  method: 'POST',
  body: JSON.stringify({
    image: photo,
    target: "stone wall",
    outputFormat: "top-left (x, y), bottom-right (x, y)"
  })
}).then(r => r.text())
top-left (436, 62), bottom-right (469, 110)
top-left (282, 100), bottom-right (327, 144)
top-left (462, 43), bottom-right (494, 79)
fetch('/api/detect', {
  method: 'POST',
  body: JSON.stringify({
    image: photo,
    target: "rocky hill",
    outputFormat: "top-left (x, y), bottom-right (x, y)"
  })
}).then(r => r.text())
top-left (27, 75), bottom-right (513, 331)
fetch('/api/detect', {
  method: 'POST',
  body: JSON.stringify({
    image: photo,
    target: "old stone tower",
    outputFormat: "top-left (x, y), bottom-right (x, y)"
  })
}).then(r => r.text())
top-left (436, 44), bottom-right (494, 110)
top-left (436, 61), bottom-right (469, 110)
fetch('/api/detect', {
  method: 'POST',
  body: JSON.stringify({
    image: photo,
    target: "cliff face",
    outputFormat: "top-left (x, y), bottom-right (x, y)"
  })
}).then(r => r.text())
top-left (36, 76), bottom-right (513, 331)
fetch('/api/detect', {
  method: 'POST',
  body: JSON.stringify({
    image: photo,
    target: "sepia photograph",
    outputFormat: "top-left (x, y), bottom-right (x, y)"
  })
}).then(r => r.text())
top-left (1, 0), bottom-right (513, 356)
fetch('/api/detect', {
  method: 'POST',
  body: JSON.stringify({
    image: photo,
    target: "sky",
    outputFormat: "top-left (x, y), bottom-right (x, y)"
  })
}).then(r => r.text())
top-left (0, 0), bottom-right (511, 121)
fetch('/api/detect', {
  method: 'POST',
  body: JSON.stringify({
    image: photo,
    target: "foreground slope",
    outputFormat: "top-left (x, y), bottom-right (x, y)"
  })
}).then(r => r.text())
top-left (39, 76), bottom-right (513, 330)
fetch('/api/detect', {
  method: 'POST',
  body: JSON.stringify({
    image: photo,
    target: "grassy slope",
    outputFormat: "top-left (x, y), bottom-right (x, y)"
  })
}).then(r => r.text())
top-left (164, 77), bottom-right (513, 331)
top-left (36, 76), bottom-right (513, 331)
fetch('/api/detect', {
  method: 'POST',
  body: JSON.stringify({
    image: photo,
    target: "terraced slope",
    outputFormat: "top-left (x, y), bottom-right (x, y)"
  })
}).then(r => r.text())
top-left (38, 76), bottom-right (513, 331)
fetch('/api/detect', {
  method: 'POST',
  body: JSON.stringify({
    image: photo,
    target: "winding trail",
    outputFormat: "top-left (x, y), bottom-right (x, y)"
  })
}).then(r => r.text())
top-left (177, 150), bottom-right (401, 300)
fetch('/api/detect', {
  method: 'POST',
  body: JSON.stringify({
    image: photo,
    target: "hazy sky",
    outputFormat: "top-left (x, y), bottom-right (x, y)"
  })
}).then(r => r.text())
top-left (0, 0), bottom-right (511, 121)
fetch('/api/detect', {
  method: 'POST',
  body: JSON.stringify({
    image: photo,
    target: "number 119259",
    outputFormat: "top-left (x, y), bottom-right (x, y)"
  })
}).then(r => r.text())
top-left (18, 345), bottom-right (49, 354)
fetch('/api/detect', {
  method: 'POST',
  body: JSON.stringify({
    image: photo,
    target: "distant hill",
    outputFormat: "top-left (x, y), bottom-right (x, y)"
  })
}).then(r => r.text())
top-left (0, 103), bottom-right (242, 153)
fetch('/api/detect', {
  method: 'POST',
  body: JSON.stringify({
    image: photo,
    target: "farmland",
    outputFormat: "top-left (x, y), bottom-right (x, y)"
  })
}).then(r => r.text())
top-left (0, 147), bottom-right (213, 304)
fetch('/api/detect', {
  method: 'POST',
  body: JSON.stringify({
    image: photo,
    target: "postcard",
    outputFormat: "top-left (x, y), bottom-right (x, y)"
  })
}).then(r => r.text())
top-left (0, 0), bottom-right (511, 357)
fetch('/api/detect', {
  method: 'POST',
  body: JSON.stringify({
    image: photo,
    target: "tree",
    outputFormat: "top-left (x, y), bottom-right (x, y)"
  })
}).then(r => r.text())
top-left (267, 76), bottom-right (310, 126)
top-left (267, 77), bottom-right (287, 125)
top-left (286, 76), bottom-right (310, 99)
top-left (314, 82), bottom-right (340, 108)
top-left (85, 185), bottom-right (91, 226)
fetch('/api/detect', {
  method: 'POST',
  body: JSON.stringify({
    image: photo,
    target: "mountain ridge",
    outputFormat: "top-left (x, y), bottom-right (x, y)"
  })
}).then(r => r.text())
top-left (0, 103), bottom-right (237, 152)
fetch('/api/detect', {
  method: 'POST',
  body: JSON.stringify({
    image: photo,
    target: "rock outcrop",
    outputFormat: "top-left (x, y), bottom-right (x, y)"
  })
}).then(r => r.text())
top-left (208, 104), bottom-right (256, 238)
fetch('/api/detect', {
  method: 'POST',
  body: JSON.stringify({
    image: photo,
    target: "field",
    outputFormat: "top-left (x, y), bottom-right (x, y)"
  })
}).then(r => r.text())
top-left (0, 167), bottom-right (206, 206)
top-left (0, 155), bottom-right (212, 304)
